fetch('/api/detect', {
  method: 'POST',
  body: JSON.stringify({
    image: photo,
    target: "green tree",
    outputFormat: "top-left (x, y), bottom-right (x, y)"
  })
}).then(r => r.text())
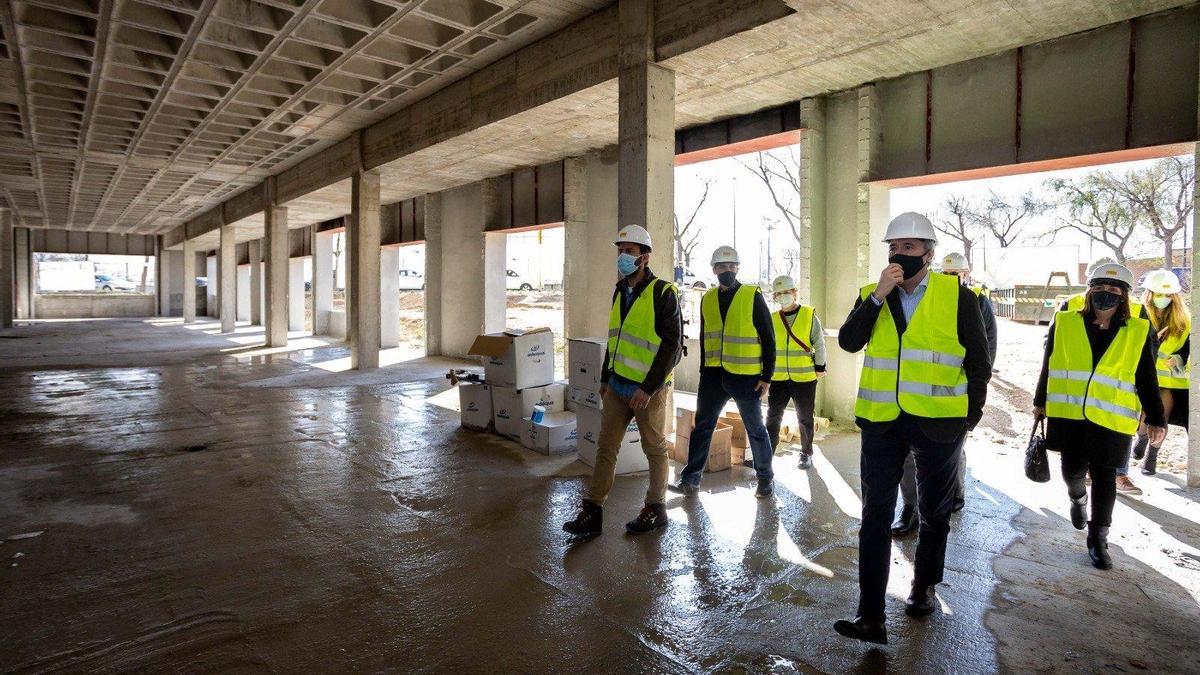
top-left (1045, 174), bottom-right (1139, 264)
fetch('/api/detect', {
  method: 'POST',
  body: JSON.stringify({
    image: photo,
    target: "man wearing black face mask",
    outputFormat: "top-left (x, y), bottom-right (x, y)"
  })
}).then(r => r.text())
top-left (833, 212), bottom-right (992, 645)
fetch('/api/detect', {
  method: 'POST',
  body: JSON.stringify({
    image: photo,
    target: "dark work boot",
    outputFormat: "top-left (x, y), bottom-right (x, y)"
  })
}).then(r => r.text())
top-left (797, 452), bottom-right (812, 470)
top-left (1069, 494), bottom-right (1088, 530)
top-left (1087, 522), bottom-right (1113, 570)
top-left (834, 617), bottom-right (887, 645)
top-left (563, 499), bottom-right (603, 538)
top-left (1141, 446), bottom-right (1159, 476)
top-left (891, 504), bottom-right (918, 538)
top-left (667, 479), bottom-right (698, 497)
top-left (625, 503), bottom-right (668, 535)
top-left (905, 584), bottom-right (937, 617)
top-left (755, 478), bottom-right (774, 499)
top-left (1132, 433), bottom-right (1149, 461)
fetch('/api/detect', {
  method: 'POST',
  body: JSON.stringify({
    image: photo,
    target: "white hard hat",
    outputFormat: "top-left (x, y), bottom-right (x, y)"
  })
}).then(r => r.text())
top-left (882, 212), bottom-right (938, 243)
top-left (613, 224), bottom-right (652, 251)
top-left (941, 251), bottom-right (969, 272)
top-left (1143, 269), bottom-right (1181, 295)
top-left (771, 275), bottom-right (796, 294)
top-left (1088, 262), bottom-right (1134, 288)
top-left (710, 246), bottom-right (740, 266)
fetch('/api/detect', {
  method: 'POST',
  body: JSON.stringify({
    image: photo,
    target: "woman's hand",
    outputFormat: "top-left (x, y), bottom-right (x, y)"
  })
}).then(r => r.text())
top-left (1148, 425), bottom-right (1167, 446)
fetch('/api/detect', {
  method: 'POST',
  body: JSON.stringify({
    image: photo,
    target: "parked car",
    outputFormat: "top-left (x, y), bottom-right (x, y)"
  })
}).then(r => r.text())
top-left (95, 274), bottom-right (137, 292)
top-left (196, 276), bottom-right (208, 288)
top-left (506, 269), bottom-right (534, 291)
top-left (678, 266), bottom-right (710, 290)
top-left (398, 268), bottom-right (425, 290)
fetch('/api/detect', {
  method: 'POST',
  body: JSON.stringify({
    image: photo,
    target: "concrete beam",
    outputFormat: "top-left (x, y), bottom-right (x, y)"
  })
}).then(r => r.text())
top-left (182, 238), bottom-right (196, 324)
top-left (219, 223), bottom-right (236, 333)
top-left (0, 210), bottom-right (12, 329)
top-left (348, 170), bottom-right (381, 370)
top-left (248, 240), bottom-right (262, 325)
top-left (264, 201), bottom-right (289, 347)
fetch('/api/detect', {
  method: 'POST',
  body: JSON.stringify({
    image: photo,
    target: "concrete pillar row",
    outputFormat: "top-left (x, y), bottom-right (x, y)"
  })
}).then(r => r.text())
top-left (182, 239), bottom-right (197, 323)
top-left (219, 223), bottom-right (236, 333)
top-left (15, 226), bottom-right (32, 320)
top-left (0, 209), bottom-right (12, 329)
top-left (248, 239), bottom-right (262, 326)
top-left (348, 169), bottom-right (381, 369)
top-left (265, 204), bottom-right (289, 347)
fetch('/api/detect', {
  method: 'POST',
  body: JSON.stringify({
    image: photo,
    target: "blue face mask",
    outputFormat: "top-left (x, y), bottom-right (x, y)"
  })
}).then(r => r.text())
top-left (617, 253), bottom-right (640, 278)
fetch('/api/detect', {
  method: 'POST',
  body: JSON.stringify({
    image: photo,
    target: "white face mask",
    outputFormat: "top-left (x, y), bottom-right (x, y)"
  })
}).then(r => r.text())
top-left (1153, 295), bottom-right (1172, 310)
top-left (776, 292), bottom-right (796, 308)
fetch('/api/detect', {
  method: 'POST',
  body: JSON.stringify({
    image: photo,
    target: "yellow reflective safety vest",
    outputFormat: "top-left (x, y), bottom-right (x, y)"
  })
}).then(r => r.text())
top-left (855, 273), bottom-right (969, 421)
top-left (969, 285), bottom-right (990, 299)
top-left (772, 306), bottom-right (817, 383)
top-left (607, 278), bottom-right (678, 385)
top-left (701, 284), bottom-right (763, 376)
top-left (1065, 292), bottom-right (1143, 319)
top-left (1046, 311), bottom-right (1148, 435)
top-left (1154, 319), bottom-right (1191, 389)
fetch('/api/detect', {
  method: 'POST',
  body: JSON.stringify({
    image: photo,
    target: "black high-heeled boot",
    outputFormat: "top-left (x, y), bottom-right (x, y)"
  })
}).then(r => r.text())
top-left (1087, 522), bottom-right (1112, 570)
top-left (1131, 433), bottom-right (1149, 461)
top-left (1141, 445), bottom-right (1159, 476)
top-left (1069, 494), bottom-right (1088, 530)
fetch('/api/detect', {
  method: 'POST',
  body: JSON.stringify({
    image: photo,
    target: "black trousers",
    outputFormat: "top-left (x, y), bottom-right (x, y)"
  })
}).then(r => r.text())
top-left (765, 379), bottom-right (817, 455)
top-left (858, 414), bottom-right (962, 622)
top-left (1061, 452), bottom-right (1117, 528)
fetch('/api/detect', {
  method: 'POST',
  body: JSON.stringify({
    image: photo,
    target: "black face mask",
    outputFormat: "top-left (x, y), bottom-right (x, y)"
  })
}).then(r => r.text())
top-left (889, 254), bottom-right (927, 280)
top-left (718, 271), bottom-right (737, 287)
top-left (1091, 290), bottom-right (1122, 311)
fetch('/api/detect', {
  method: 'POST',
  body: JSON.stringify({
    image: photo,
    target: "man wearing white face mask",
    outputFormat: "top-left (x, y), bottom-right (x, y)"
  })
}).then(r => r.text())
top-left (563, 225), bottom-right (683, 538)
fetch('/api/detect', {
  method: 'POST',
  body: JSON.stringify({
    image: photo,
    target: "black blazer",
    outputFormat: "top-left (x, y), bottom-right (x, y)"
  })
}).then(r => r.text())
top-left (838, 281), bottom-right (993, 443)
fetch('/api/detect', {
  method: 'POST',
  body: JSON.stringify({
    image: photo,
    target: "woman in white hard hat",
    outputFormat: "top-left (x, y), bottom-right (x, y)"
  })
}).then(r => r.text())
top-left (1130, 269), bottom-right (1190, 475)
top-left (1033, 263), bottom-right (1166, 570)
top-left (764, 275), bottom-right (826, 468)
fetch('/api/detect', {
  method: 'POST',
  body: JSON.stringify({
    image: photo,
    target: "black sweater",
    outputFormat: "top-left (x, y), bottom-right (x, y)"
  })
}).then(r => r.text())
top-left (698, 281), bottom-right (776, 381)
top-left (838, 280), bottom-right (993, 441)
top-left (599, 268), bottom-right (683, 395)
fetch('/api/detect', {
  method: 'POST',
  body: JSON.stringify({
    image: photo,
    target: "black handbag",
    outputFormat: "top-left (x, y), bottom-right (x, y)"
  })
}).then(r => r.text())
top-left (1024, 416), bottom-right (1051, 483)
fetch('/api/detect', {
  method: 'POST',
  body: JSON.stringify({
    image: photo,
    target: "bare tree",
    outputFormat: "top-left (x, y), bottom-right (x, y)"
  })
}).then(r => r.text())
top-left (1103, 156), bottom-right (1195, 267)
top-left (673, 179), bottom-right (712, 268)
top-left (932, 195), bottom-right (984, 265)
top-left (1045, 175), bottom-right (1139, 264)
top-left (975, 191), bottom-right (1044, 248)
top-left (738, 147), bottom-right (802, 247)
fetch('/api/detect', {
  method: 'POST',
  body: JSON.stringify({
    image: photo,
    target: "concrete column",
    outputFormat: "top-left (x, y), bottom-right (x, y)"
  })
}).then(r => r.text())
top-left (380, 246), bottom-right (400, 348)
top-left (265, 205), bottom-right (289, 347)
top-left (288, 257), bottom-right (305, 333)
top-left (248, 239), bottom-right (262, 325)
top-left (423, 193), bottom-right (443, 355)
top-left (0, 210), bottom-right (12, 329)
top-left (15, 227), bottom-right (31, 320)
top-left (313, 230), bottom-right (333, 335)
top-left (158, 249), bottom-right (182, 317)
top-left (437, 184), bottom-right (487, 357)
top-left (219, 223), bottom-right (236, 333)
top-left (1189, 134), bottom-right (1199, 487)
top-left (182, 239), bottom-right (197, 323)
top-left (348, 170), bottom-right (381, 369)
top-left (236, 265), bottom-right (251, 322)
top-left (797, 98), bottom-right (826, 310)
top-left (564, 150), bottom-right (619, 341)
top-left (206, 255), bottom-right (218, 318)
top-left (483, 232), bottom-right (506, 333)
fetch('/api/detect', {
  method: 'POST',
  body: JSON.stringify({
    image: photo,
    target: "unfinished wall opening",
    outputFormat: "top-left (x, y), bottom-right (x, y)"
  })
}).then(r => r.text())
top-left (33, 252), bottom-right (157, 318)
top-left (504, 225), bottom-right (564, 376)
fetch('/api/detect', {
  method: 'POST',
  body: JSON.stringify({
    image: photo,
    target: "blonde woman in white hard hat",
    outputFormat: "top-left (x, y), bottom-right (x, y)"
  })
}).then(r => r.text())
top-left (1130, 269), bottom-right (1190, 475)
top-left (764, 275), bottom-right (826, 469)
top-left (833, 213), bottom-right (993, 644)
top-left (1033, 262), bottom-right (1166, 570)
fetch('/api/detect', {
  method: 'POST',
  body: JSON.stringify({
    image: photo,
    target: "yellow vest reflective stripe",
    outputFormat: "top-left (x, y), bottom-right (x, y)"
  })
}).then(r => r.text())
top-left (1155, 318), bottom-right (1190, 389)
top-left (1065, 293), bottom-right (1143, 318)
top-left (855, 273), bottom-right (968, 421)
top-left (1046, 311), bottom-right (1148, 435)
top-left (701, 284), bottom-right (762, 376)
top-left (606, 279), bottom-right (677, 384)
top-left (771, 307), bottom-right (817, 382)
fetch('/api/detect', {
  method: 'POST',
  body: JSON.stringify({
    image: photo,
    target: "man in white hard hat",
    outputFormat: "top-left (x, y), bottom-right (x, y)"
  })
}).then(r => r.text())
top-left (764, 275), bottom-right (826, 469)
top-left (892, 251), bottom-right (998, 536)
top-left (834, 212), bottom-right (992, 645)
top-left (669, 245), bottom-right (778, 498)
top-left (563, 225), bottom-right (683, 538)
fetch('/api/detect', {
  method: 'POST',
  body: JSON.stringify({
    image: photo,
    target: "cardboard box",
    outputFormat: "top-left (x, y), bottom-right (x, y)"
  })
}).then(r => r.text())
top-left (705, 423), bottom-right (734, 472)
top-left (458, 382), bottom-right (493, 431)
top-left (491, 383), bottom-right (566, 440)
top-left (577, 408), bottom-right (649, 475)
top-left (676, 408), bottom-right (695, 441)
top-left (567, 337), bottom-right (606, 394)
top-left (468, 328), bottom-right (555, 390)
top-left (722, 412), bottom-right (748, 448)
top-left (568, 385), bottom-right (603, 410)
top-left (520, 416), bottom-right (538, 450)
top-left (527, 411), bottom-right (579, 455)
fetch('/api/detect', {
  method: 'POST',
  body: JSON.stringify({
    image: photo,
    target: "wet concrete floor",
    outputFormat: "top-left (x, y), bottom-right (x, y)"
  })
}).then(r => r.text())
top-left (1, 318), bottom-right (1198, 673)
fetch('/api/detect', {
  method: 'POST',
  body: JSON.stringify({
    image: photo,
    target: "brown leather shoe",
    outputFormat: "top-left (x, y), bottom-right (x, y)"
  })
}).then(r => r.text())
top-left (1115, 476), bottom-right (1142, 496)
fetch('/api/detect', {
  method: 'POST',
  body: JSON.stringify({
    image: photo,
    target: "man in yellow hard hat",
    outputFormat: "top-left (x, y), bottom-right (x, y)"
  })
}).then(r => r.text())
top-left (833, 212), bottom-right (992, 645)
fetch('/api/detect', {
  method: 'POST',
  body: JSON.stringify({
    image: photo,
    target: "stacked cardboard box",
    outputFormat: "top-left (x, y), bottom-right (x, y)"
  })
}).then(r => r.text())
top-left (674, 408), bottom-right (738, 472)
top-left (569, 337), bottom-right (649, 475)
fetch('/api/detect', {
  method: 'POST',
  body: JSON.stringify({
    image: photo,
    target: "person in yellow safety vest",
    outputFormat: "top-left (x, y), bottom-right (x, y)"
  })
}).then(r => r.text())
top-left (763, 275), bottom-right (826, 470)
top-left (1062, 262), bottom-right (1147, 319)
top-left (668, 245), bottom-right (778, 499)
top-left (563, 225), bottom-right (683, 539)
top-left (1130, 269), bottom-right (1190, 476)
top-left (833, 212), bottom-right (993, 646)
top-left (1034, 263), bottom-right (1166, 571)
top-left (892, 251), bottom-right (998, 537)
